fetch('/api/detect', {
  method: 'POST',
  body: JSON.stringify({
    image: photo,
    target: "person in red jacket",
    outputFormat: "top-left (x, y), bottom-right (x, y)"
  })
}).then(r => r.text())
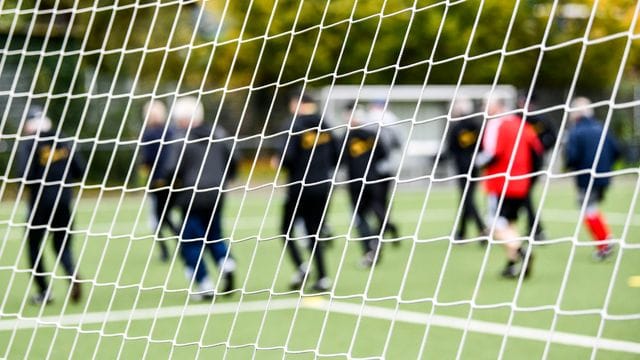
top-left (481, 98), bottom-right (543, 278)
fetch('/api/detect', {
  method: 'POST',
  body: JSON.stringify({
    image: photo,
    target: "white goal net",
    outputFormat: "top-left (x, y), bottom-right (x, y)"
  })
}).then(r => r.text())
top-left (1, 1), bottom-right (639, 359)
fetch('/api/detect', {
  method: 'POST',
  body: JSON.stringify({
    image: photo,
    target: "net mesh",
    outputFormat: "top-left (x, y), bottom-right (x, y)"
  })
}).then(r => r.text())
top-left (1, 1), bottom-right (639, 359)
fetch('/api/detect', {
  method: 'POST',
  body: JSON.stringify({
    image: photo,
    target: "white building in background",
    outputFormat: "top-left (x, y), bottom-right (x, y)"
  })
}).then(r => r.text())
top-left (320, 85), bottom-right (518, 180)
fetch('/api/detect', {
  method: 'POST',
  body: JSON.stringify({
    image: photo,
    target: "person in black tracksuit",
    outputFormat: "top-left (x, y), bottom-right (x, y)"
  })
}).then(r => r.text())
top-left (140, 100), bottom-right (179, 261)
top-left (16, 107), bottom-right (85, 305)
top-left (519, 95), bottom-right (557, 240)
top-left (165, 97), bottom-right (238, 299)
top-left (280, 95), bottom-right (338, 292)
top-left (446, 100), bottom-right (487, 241)
top-left (342, 107), bottom-right (390, 267)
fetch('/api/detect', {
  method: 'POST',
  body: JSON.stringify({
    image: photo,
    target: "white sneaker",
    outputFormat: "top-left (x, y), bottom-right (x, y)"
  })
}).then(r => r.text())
top-left (312, 277), bottom-right (332, 292)
top-left (289, 263), bottom-right (309, 290)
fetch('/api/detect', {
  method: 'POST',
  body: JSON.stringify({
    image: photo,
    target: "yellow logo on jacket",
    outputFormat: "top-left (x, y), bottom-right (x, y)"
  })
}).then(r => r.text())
top-left (457, 130), bottom-right (478, 149)
top-left (301, 131), bottom-right (331, 150)
top-left (39, 145), bottom-right (69, 166)
top-left (349, 138), bottom-right (374, 158)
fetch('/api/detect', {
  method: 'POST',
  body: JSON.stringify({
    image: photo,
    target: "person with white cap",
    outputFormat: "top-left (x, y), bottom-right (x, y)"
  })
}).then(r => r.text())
top-left (16, 105), bottom-right (86, 305)
top-left (164, 96), bottom-right (238, 300)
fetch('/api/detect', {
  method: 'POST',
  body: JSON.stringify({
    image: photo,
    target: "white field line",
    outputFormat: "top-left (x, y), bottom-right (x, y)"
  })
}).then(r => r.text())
top-left (0, 298), bottom-right (299, 331)
top-left (303, 299), bottom-right (640, 355)
top-left (0, 298), bottom-right (638, 354)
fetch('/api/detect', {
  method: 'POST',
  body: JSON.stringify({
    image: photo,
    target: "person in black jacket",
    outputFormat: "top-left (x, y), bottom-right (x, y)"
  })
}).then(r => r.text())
top-left (566, 97), bottom-right (621, 260)
top-left (342, 105), bottom-right (391, 267)
top-left (16, 106), bottom-right (85, 305)
top-left (166, 97), bottom-right (238, 300)
top-left (280, 94), bottom-right (338, 292)
top-left (446, 98), bottom-right (487, 242)
top-left (519, 94), bottom-right (557, 241)
top-left (140, 100), bottom-right (178, 262)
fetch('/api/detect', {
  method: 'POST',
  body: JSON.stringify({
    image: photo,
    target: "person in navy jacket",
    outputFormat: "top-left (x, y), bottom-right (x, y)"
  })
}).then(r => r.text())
top-left (140, 100), bottom-right (179, 262)
top-left (566, 97), bottom-right (622, 260)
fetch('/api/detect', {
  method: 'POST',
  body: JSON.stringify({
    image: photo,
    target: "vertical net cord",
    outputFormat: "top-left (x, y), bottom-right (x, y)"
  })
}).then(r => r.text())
top-left (585, 3), bottom-right (640, 358)
top-left (247, 1), bottom-right (372, 358)
top-left (414, 0), bottom-right (489, 357)
top-left (539, 1), bottom-right (608, 358)
top-left (63, 1), bottom-right (156, 358)
top-left (1, 0), bottom-right (97, 357)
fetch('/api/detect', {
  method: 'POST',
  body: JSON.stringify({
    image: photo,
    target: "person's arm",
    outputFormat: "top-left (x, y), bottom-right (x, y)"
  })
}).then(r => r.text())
top-left (282, 132), bottom-right (299, 169)
top-left (69, 141), bottom-right (87, 182)
top-left (608, 132), bottom-right (623, 163)
top-left (528, 126), bottom-right (544, 172)
top-left (16, 139), bottom-right (34, 179)
top-left (565, 130), bottom-right (579, 170)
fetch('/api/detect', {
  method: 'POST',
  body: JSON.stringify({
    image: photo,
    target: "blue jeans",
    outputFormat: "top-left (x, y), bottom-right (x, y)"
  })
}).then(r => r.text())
top-left (179, 210), bottom-right (231, 283)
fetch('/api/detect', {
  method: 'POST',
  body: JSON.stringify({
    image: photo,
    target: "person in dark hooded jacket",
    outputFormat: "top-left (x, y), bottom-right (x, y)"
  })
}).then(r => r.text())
top-left (566, 97), bottom-right (621, 261)
top-left (279, 94), bottom-right (338, 292)
top-left (341, 104), bottom-right (392, 267)
top-left (16, 106), bottom-right (85, 305)
top-left (140, 99), bottom-right (178, 262)
top-left (165, 96), bottom-right (238, 300)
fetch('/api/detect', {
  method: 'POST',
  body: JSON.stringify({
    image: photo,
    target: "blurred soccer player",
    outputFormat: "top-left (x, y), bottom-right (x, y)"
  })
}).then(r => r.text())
top-left (342, 105), bottom-right (389, 267)
top-left (167, 96), bottom-right (238, 299)
top-left (566, 97), bottom-right (621, 260)
top-left (16, 106), bottom-right (85, 305)
top-left (365, 101), bottom-right (401, 242)
top-left (518, 94), bottom-right (557, 241)
top-left (280, 94), bottom-right (338, 292)
top-left (446, 97), bottom-right (487, 242)
top-left (479, 98), bottom-right (543, 278)
top-left (140, 100), bottom-right (178, 262)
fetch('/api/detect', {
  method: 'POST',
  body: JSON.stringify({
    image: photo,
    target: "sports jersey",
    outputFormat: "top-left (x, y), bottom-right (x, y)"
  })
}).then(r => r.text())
top-left (483, 116), bottom-right (543, 198)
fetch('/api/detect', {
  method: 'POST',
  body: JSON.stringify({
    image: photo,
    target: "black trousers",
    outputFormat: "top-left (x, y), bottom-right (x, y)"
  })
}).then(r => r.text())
top-left (454, 177), bottom-right (486, 239)
top-left (281, 183), bottom-right (329, 280)
top-left (27, 188), bottom-right (77, 294)
top-left (524, 176), bottom-right (545, 236)
top-left (150, 188), bottom-right (179, 258)
top-left (348, 181), bottom-right (388, 254)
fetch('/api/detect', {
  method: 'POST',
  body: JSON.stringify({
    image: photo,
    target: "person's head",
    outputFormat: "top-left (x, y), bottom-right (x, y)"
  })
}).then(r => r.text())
top-left (289, 94), bottom-right (317, 115)
top-left (369, 99), bottom-right (387, 110)
top-left (451, 97), bottom-right (473, 117)
top-left (484, 95), bottom-right (507, 117)
top-left (569, 96), bottom-right (594, 123)
top-left (346, 104), bottom-right (368, 127)
top-left (172, 96), bottom-right (204, 129)
top-left (517, 93), bottom-right (539, 112)
top-left (143, 100), bottom-right (167, 127)
top-left (23, 106), bottom-right (52, 135)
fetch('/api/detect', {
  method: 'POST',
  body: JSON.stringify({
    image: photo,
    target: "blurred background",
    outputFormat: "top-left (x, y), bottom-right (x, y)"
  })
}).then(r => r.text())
top-left (0, 0), bottom-right (638, 189)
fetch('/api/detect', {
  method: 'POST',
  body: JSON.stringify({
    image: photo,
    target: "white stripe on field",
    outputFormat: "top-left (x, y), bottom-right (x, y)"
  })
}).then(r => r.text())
top-left (303, 299), bottom-right (640, 355)
top-left (0, 298), bottom-right (299, 331)
top-left (1, 298), bottom-right (638, 354)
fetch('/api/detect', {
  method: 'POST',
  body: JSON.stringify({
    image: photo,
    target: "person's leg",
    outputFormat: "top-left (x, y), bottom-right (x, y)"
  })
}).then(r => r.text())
top-left (27, 227), bottom-right (49, 296)
top-left (379, 178), bottom-right (400, 241)
top-left (282, 185), bottom-right (306, 269)
top-left (581, 187), bottom-right (613, 258)
top-left (363, 183), bottom-right (388, 262)
top-left (465, 180), bottom-right (487, 235)
top-left (152, 191), bottom-right (171, 261)
top-left (493, 198), bottom-right (531, 278)
top-left (205, 205), bottom-right (236, 294)
top-left (455, 177), bottom-right (470, 239)
top-left (52, 229), bottom-right (82, 303)
top-left (180, 211), bottom-right (212, 294)
top-left (301, 185), bottom-right (330, 285)
top-left (351, 182), bottom-right (375, 255)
